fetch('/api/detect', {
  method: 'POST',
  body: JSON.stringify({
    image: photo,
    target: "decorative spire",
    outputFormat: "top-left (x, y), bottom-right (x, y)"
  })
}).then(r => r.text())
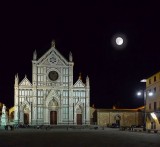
top-left (33, 50), bottom-right (37, 60)
top-left (79, 73), bottom-right (82, 80)
top-left (51, 40), bottom-right (55, 48)
top-left (86, 75), bottom-right (89, 81)
top-left (86, 75), bottom-right (90, 87)
top-left (17, 73), bottom-right (19, 81)
top-left (69, 51), bottom-right (73, 62)
top-left (15, 73), bottom-right (19, 85)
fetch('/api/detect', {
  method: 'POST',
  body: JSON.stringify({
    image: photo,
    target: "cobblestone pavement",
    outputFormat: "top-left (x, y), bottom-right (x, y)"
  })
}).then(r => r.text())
top-left (0, 128), bottom-right (160, 147)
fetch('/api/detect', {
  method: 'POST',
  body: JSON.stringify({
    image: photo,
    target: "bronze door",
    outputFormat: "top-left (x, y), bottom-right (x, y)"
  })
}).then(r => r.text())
top-left (77, 114), bottom-right (82, 125)
top-left (50, 111), bottom-right (57, 125)
top-left (24, 113), bottom-right (29, 125)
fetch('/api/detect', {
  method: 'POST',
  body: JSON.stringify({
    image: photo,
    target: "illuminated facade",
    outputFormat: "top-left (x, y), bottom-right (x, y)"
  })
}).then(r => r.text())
top-left (146, 72), bottom-right (160, 130)
top-left (14, 41), bottom-right (90, 125)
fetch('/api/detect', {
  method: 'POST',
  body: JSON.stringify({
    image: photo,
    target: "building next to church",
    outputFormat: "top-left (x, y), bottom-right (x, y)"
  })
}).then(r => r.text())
top-left (14, 40), bottom-right (90, 125)
top-left (146, 72), bottom-right (160, 130)
top-left (90, 106), bottom-right (144, 127)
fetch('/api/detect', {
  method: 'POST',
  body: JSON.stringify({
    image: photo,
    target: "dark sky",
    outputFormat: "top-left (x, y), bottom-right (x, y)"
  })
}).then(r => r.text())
top-left (0, 1), bottom-right (160, 108)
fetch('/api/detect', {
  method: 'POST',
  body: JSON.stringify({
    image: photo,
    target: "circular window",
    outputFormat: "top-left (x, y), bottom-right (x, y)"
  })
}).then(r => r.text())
top-left (48, 71), bottom-right (59, 81)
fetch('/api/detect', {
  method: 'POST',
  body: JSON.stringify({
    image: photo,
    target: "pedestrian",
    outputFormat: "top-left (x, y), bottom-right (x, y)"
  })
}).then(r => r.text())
top-left (131, 125), bottom-right (133, 131)
top-left (4, 125), bottom-right (7, 130)
top-left (5, 125), bottom-right (8, 131)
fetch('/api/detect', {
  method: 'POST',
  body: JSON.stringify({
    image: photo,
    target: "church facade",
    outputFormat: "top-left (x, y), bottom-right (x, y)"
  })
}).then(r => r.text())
top-left (14, 41), bottom-right (90, 125)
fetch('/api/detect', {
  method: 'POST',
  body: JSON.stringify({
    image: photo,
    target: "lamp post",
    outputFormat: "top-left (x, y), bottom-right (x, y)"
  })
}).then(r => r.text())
top-left (137, 90), bottom-right (153, 131)
top-left (137, 90), bottom-right (146, 130)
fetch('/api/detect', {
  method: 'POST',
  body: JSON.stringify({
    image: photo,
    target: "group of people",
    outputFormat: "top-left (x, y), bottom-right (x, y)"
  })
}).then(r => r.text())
top-left (4, 125), bottom-right (14, 131)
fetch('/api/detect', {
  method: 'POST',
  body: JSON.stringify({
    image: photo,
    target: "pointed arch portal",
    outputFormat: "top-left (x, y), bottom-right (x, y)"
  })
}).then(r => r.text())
top-left (48, 99), bottom-right (58, 125)
top-left (50, 111), bottom-right (57, 125)
top-left (23, 105), bottom-right (30, 125)
top-left (115, 115), bottom-right (121, 126)
top-left (76, 105), bottom-right (82, 125)
top-left (24, 113), bottom-right (29, 125)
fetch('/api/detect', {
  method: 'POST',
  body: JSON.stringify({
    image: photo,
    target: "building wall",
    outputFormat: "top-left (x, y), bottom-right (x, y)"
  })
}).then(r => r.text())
top-left (91, 108), bottom-right (143, 127)
top-left (146, 72), bottom-right (160, 130)
top-left (146, 72), bottom-right (160, 112)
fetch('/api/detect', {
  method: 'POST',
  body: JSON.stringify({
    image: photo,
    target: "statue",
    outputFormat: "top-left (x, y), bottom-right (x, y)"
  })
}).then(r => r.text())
top-left (2, 104), bottom-right (6, 114)
top-left (0, 104), bottom-right (8, 127)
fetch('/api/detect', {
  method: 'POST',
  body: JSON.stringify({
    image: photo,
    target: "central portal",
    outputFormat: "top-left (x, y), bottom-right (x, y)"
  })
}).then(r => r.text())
top-left (77, 114), bottom-right (82, 125)
top-left (24, 113), bottom-right (29, 125)
top-left (50, 111), bottom-right (57, 125)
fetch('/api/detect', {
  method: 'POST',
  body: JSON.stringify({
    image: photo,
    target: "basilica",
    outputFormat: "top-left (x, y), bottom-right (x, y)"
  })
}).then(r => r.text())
top-left (14, 41), bottom-right (90, 125)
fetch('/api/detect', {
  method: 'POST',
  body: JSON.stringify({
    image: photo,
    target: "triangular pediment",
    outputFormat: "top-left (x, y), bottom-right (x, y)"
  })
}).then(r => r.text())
top-left (42, 59), bottom-right (50, 66)
top-left (56, 59), bottom-right (65, 66)
top-left (74, 79), bottom-right (85, 88)
top-left (46, 89), bottom-right (60, 106)
top-left (19, 77), bottom-right (32, 86)
top-left (37, 47), bottom-right (68, 66)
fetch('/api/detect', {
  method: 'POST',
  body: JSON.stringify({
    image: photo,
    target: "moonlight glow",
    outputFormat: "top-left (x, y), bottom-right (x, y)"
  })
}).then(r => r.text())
top-left (116, 37), bottom-right (123, 45)
top-left (111, 33), bottom-right (127, 50)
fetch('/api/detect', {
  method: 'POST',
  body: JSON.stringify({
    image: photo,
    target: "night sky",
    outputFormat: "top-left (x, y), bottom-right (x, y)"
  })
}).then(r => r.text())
top-left (0, 1), bottom-right (160, 109)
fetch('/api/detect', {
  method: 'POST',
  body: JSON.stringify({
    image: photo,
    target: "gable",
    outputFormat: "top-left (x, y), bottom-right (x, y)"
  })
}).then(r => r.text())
top-left (19, 77), bottom-right (32, 86)
top-left (46, 89), bottom-right (60, 105)
top-left (37, 47), bottom-right (68, 66)
top-left (74, 80), bottom-right (85, 88)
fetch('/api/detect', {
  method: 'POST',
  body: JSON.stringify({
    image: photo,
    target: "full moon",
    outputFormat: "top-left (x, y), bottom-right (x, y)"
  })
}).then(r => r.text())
top-left (116, 37), bottom-right (123, 45)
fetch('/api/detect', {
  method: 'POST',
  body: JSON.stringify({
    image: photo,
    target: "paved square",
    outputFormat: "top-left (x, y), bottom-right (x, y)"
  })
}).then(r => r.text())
top-left (0, 128), bottom-right (160, 146)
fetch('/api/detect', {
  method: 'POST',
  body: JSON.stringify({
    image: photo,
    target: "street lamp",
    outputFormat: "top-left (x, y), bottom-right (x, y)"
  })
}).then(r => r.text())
top-left (137, 90), bottom-right (153, 130)
top-left (137, 91), bottom-right (142, 96)
top-left (150, 112), bottom-right (158, 120)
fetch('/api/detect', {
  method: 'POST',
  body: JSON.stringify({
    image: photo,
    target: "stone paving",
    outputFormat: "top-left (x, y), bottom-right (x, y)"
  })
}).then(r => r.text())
top-left (0, 127), bottom-right (160, 147)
